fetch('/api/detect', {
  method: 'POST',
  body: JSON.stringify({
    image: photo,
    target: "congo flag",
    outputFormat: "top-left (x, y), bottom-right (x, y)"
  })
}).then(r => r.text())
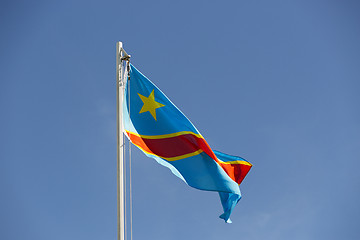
top-left (123, 64), bottom-right (252, 223)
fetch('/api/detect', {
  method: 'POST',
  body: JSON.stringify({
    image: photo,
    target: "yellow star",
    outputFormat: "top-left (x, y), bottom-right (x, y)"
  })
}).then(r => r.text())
top-left (138, 89), bottom-right (165, 120)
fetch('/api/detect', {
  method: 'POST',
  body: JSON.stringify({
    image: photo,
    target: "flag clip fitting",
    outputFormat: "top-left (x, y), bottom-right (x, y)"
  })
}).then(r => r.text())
top-left (121, 55), bottom-right (131, 61)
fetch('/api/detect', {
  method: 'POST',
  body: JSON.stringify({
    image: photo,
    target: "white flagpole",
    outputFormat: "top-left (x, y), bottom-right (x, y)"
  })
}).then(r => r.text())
top-left (116, 41), bottom-right (125, 240)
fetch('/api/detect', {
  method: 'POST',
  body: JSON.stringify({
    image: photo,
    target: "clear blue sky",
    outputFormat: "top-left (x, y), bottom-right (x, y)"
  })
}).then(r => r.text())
top-left (1, 0), bottom-right (360, 239)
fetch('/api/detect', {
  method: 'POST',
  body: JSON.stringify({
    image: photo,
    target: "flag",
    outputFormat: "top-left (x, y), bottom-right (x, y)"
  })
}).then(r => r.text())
top-left (123, 64), bottom-right (252, 223)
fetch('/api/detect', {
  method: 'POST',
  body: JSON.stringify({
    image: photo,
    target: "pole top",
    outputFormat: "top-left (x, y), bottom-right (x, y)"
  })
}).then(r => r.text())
top-left (117, 41), bottom-right (130, 60)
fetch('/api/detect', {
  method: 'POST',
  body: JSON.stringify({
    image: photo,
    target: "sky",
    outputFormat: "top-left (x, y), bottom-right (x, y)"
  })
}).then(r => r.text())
top-left (1, 0), bottom-right (360, 239)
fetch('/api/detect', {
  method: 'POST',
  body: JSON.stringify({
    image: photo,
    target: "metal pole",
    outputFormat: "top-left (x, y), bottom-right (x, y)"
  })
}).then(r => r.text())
top-left (116, 41), bottom-right (125, 240)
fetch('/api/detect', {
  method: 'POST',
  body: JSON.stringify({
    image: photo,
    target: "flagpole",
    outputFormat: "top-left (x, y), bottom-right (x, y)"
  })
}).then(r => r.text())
top-left (116, 41), bottom-right (125, 240)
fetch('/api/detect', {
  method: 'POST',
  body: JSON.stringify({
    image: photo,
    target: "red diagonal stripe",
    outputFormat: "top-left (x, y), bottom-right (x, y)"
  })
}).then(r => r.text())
top-left (127, 132), bottom-right (211, 159)
top-left (127, 131), bottom-right (251, 184)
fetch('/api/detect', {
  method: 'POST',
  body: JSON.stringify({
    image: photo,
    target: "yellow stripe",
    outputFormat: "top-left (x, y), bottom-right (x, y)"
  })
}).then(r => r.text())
top-left (219, 160), bottom-right (252, 166)
top-left (164, 149), bottom-right (204, 161)
top-left (126, 130), bottom-right (203, 140)
top-left (131, 141), bottom-right (204, 161)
